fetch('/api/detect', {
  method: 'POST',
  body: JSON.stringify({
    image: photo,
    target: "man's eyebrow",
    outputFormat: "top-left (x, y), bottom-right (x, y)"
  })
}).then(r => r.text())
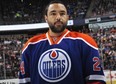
top-left (50, 10), bottom-right (66, 13)
top-left (60, 10), bottom-right (66, 13)
top-left (50, 10), bottom-right (56, 13)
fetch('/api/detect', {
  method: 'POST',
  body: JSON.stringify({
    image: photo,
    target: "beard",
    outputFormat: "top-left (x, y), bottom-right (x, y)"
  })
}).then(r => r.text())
top-left (48, 21), bottom-right (67, 33)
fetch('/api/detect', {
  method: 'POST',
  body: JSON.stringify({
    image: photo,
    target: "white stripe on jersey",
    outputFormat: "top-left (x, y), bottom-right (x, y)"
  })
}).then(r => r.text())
top-left (22, 38), bottom-right (48, 54)
top-left (64, 37), bottom-right (98, 50)
top-left (86, 75), bottom-right (106, 81)
top-left (19, 78), bottom-right (30, 83)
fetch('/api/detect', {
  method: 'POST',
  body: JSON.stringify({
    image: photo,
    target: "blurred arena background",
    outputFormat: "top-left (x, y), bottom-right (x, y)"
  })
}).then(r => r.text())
top-left (0, 0), bottom-right (116, 84)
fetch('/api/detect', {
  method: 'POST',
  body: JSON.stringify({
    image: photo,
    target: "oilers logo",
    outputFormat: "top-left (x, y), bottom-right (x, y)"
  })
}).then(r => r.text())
top-left (38, 48), bottom-right (71, 82)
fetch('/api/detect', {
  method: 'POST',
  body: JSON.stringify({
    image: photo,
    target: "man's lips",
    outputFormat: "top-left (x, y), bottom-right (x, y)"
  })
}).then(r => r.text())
top-left (54, 21), bottom-right (63, 25)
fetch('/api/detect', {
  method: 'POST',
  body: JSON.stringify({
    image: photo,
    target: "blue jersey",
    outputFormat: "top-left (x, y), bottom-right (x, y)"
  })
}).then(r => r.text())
top-left (19, 29), bottom-right (106, 84)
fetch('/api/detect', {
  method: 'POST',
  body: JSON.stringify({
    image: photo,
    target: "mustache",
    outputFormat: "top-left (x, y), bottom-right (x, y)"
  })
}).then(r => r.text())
top-left (54, 20), bottom-right (63, 24)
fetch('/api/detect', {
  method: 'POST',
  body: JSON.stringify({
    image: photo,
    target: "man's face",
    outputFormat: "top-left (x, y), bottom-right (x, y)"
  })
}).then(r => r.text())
top-left (45, 3), bottom-right (69, 33)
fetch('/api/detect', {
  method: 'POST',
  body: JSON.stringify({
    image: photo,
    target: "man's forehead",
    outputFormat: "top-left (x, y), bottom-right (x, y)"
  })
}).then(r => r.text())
top-left (48, 3), bottom-right (67, 12)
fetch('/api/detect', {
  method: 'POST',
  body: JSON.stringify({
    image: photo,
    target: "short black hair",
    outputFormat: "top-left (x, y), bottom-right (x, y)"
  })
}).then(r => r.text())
top-left (44, 0), bottom-right (67, 16)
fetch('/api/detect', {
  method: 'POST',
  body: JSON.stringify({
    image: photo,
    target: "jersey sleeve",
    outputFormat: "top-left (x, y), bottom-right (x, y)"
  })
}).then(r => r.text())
top-left (79, 34), bottom-right (106, 84)
top-left (19, 45), bottom-right (31, 84)
top-left (18, 34), bottom-right (46, 84)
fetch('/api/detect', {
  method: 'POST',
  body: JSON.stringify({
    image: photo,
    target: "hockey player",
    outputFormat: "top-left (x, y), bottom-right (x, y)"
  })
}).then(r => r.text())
top-left (19, 0), bottom-right (106, 84)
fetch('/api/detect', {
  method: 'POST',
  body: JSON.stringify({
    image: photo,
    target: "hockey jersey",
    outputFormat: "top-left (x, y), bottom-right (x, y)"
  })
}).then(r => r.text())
top-left (19, 29), bottom-right (106, 84)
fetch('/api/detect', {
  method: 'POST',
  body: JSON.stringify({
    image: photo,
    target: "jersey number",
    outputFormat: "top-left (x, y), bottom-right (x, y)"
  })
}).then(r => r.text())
top-left (20, 61), bottom-right (25, 75)
top-left (93, 57), bottom-right (101, 71)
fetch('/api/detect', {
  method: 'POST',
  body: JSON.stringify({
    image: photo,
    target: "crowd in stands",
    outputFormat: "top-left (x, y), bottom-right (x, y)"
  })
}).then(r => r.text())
top-left (91, 0), bottom-right (116, 17)
top-left (0, 34), bottom-right (31, 79)
top-left (0, 26), bottom-right (116, 79)
top-left (0, 0), bottom-right (91, 25)
top-left (67, 0), bottom-right (91, 20)
top-left (1, 0), bottom-right (45, 25)
top-left (0, 0), bottom-right (116, 25)
top-left (89, 27), bottom-right (116, 70)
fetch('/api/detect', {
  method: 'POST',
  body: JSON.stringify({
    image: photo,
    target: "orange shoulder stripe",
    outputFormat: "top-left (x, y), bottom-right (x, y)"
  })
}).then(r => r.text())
top-left (22, 34), bottom-right (46, 52)
top-left (66, 32), bottom-right (98, 48)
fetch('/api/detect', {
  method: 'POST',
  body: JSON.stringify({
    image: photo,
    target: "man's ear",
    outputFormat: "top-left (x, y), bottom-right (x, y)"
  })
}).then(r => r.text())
top-left (67, 15), bottom-right (69, 20)
top-left (45, 15), bottom-right (47, 22)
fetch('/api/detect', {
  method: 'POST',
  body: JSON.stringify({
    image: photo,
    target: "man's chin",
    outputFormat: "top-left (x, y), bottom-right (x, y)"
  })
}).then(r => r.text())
top-left (49, 24), bottom-right (66, 33)
top-left (53, 28), bottom-right (65, 33)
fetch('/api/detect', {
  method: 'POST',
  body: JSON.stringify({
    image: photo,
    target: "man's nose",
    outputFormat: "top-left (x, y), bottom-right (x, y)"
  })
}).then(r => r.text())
top-left (56, 13), bottom-right (61, 20)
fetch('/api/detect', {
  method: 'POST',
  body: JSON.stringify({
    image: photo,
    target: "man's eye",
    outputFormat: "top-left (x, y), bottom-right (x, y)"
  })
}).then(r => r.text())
top-left (51, 13), bottom-right (56, 15)
top-left (60, 13), bottom-right (65, 16)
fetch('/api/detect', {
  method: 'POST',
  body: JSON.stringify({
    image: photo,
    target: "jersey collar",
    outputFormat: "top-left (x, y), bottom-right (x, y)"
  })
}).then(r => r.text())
top-left (46, 29), bottom-right (70, 45)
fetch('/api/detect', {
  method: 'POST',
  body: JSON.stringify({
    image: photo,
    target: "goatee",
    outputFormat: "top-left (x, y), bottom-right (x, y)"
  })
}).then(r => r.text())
top-left (49, 24), bottom-right (67, 33)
